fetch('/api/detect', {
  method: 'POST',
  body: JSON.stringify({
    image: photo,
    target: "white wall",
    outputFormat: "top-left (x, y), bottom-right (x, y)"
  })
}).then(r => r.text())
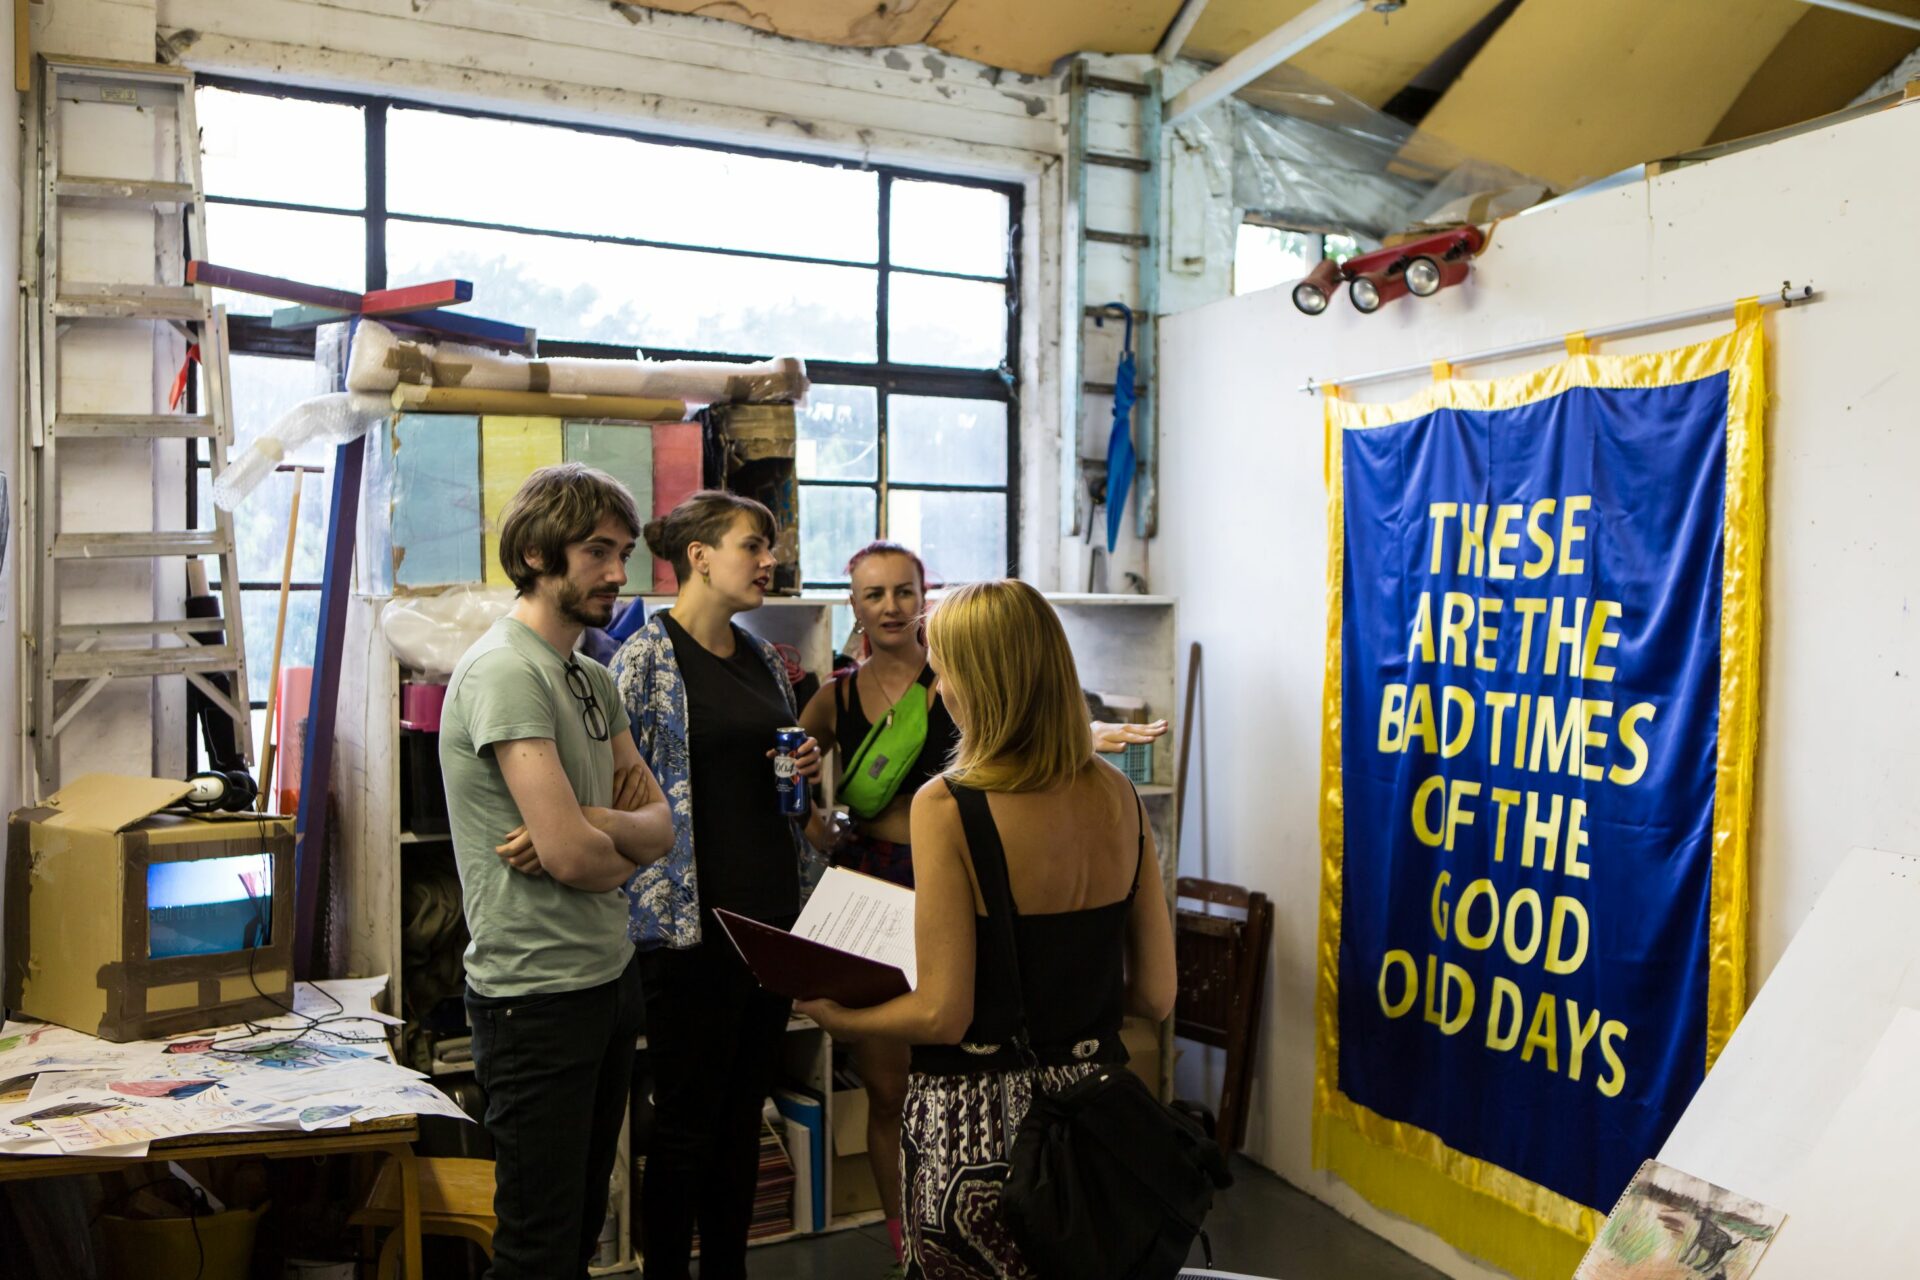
top-left (1159, 100), bottom-right (1920, 1279)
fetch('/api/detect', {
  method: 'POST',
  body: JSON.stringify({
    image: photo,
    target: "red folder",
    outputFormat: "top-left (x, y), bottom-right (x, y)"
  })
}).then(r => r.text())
top-left (713, 908), bottom-right (911, 1008)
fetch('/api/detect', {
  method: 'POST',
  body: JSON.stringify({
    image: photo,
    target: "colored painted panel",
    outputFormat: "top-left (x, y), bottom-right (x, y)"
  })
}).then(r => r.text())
top-left (564, 421), bottom-right (653, 596)
top-left (481, 416), bottom-right (564, 586)
top-left (650, 422), bottom-right (704, 594)
top-left (391, 413), bottom-right (482, 588)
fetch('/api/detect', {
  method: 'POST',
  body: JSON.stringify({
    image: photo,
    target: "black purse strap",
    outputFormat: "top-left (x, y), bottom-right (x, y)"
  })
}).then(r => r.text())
top-left (943, 774), bottom-right (1146, 1070)
top-left (944, 777), bottom-right (1037, 1068)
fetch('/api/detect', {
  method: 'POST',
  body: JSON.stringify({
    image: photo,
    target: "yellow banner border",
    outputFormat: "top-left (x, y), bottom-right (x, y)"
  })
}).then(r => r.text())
top-left (1313, 315), bottom-right (1765, 1276)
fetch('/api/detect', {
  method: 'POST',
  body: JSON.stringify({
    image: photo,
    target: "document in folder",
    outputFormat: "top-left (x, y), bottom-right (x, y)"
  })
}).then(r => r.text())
top-left (714, 868), bottom-right (917, 1008)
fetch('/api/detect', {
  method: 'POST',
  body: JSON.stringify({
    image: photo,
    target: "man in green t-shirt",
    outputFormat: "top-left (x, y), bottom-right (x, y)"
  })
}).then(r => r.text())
top-left (441, 463), bottom-right (673, 1279)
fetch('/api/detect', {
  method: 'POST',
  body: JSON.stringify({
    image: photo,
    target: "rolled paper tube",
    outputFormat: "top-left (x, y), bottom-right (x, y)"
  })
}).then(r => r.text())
top-left (389, 383), bottom-right (688, 421)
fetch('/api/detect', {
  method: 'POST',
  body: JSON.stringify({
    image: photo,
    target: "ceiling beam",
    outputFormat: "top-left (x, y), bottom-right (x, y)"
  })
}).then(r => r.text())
top-left (1163, 0), bottom-right (1367, 126)
top-left (1798, 0), bottom-right (1920, 30)
top-left (1156, 0), bottom-right (1215, 62)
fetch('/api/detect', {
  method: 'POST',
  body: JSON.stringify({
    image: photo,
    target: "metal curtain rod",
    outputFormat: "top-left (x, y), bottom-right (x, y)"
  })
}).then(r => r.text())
top-left (1302, 282), bottom-right (1819, 395)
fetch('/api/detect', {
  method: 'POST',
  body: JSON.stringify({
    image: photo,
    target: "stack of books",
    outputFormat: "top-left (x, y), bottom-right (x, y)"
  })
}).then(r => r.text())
top-left (748, 1103), bottom-right (798, 1242)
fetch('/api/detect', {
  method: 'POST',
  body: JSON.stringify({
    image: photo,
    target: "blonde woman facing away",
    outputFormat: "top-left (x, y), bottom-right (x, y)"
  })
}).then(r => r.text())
top-left (796, 543), bottom-right (1167, 1275)
top-left (796, 579), bottom-right (1177, 1280)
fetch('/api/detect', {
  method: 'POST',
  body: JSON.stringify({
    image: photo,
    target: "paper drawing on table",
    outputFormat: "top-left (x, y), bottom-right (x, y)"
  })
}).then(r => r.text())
top-left (1574, 1159), bottom-right (1785, 1280)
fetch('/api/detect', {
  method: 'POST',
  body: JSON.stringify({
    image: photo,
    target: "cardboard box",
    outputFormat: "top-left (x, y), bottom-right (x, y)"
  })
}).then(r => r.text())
top-left (830, 1086), bottom-right (882, 1218)
top-left (4, 775), bottom-right (296, 1042)
top-left (708, 404), bottom-right (801, 594)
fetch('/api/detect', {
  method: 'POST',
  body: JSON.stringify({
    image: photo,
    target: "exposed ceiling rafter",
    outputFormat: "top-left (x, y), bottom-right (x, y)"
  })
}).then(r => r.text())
top-left (1164, 0), bottom-right (1366, 126)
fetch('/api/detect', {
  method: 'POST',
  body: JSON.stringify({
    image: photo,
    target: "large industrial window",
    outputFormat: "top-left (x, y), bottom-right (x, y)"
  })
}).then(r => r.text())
top-left (189, 79), bottom-right (1022, 747)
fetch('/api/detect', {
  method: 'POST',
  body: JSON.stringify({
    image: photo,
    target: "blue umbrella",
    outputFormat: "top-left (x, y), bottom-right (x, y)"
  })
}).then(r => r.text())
top-left (1098, 303), bottom-right (1137, 552)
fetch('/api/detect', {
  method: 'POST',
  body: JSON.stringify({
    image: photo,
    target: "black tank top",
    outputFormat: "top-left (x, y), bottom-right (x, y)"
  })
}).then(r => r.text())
top-left (833, 663), bottom-right (961, 806)
top-left (911, 777), bottom-right (1144, 1076)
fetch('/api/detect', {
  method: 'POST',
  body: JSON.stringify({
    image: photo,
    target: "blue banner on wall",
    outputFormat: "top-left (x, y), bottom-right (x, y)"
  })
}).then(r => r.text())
top-left (1313, 314), bottom-right (1766, 1276)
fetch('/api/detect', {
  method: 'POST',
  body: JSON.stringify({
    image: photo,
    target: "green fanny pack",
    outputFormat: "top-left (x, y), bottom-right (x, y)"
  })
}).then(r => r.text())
top-left (839, 676), bottom-right (932, 820)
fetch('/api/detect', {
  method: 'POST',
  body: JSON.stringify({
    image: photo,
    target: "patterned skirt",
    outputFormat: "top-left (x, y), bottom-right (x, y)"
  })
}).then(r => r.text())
top-left (900, 1061), bottom-right (1103, 1279)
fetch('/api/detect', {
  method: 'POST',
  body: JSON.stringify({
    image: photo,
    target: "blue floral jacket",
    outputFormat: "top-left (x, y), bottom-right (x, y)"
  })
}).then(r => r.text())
top-left (611, 611), bottom-right (818, 949)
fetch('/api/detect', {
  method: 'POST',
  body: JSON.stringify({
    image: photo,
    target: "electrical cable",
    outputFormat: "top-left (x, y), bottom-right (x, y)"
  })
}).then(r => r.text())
top-left (206, 809), bottom-right (386, 1055)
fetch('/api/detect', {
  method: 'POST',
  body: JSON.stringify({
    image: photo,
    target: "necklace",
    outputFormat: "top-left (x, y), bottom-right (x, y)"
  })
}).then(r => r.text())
top-left (863, 658), bottom-right (920, 728)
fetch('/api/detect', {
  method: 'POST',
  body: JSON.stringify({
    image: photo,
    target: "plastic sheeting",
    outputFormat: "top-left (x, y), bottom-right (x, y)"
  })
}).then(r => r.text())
top-left (379, 585), bottom-right (515, 678)
top-left (213, 392), bottom-right (391, 510)
top-left (1176, 64), bottom-right (1549, 247)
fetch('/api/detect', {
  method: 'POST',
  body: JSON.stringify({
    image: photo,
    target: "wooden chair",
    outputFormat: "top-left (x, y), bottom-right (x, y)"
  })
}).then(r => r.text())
top-left (351, 1155), bottom-right (495, 1278)
top-left (1173, 878), bottom-right (1273, 1153)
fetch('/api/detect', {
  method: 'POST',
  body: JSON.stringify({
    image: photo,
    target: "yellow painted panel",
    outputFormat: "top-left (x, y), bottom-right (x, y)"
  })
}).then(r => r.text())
top-left (628, 0), bottom-right (942, 47)
top-left (930, 0), bottom-right (1180, 74)
top-left (145, 981), bottom-right (200, 1013)
top-left (1417, 0), bottom-right (1809, 187)
top-left (1190, 0), bottom-right (1506, 108)
top-left (481, 416), bottom-right (564, 588)
top-left (1711, 6), bottom-right (1920, 144)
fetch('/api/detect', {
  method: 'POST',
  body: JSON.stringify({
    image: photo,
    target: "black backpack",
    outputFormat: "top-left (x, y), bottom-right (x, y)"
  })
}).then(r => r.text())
top-left (951, 778), bottom-right (1233, 1279)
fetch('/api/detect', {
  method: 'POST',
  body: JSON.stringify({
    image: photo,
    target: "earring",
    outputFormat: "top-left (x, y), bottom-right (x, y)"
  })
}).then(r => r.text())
top-left (700, 567), bottom-right (711, 583)
top-left (854, 623), bottom-right (865, 634)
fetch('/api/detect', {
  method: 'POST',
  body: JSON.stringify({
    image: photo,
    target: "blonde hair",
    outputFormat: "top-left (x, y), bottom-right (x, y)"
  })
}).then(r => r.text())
top-left (927, 579), bottom-right (1093, 793)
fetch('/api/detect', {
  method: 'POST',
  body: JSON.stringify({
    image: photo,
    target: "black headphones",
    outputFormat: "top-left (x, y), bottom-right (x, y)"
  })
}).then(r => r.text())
top-left (182, 770), bottom-right (260, 813)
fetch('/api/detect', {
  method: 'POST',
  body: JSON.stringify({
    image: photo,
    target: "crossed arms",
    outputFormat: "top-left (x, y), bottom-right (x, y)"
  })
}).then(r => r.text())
top-left (494, 731), bottom-right (674, 891)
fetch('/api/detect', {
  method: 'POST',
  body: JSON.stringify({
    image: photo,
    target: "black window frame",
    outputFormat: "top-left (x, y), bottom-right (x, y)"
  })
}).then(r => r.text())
top-left (189, 74), bottom-right (1023, 648)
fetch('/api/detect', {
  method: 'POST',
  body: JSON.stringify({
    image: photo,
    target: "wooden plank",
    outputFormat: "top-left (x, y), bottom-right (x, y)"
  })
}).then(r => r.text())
top-left (0, 1122), bottom-right (415, 1183)
top-left (360, 278), bottom-right (474, 316)
top-left (381, 307), bottom-right (534, 349)
top-left (186, 261), bottom-right (362, 312)
top-left (1190, 0), bottom-right (1509, 110)
top-left (294, 435), bottom-right (368, 980)
top-left (480, 416), bottom-right (564, 587)
top-left (15, 0), bottom-right (28, 95)
top-left (564, 421), bottom-right (652, 596)
top-left (1709, 0), bottom-right (1920, 143)
top-left (393, 413), bottom-right (483, 588)
top-left (271, 303), bottom-right (355, 330)
top-left (1416, 0), bottom-right (1808, 187)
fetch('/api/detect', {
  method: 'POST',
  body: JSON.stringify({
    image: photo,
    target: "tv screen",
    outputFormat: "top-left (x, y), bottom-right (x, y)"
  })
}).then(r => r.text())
top-left (147, 852), bottom-right (274, 959)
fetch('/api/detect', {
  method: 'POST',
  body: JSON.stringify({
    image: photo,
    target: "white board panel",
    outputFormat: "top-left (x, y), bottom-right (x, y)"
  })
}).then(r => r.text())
top-left (1658, 846), bottom-right (1920, 1206)
top-left (1753, 1006), bottom-right (1920, 1277)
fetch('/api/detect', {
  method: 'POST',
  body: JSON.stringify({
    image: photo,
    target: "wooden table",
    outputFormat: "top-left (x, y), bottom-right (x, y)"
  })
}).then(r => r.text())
top-left (0, 1113), bottom-right (423, 1277)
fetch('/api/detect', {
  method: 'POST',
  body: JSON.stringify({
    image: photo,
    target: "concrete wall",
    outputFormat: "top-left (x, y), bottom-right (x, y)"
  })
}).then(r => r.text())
top-left (1158, 99), bottom-right (1920, 1279)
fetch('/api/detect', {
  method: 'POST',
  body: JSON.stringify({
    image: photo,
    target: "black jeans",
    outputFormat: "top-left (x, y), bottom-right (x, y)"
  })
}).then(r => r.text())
top-left (467, 955), bottom-right (644, 1280)
top-left (637, 918), bottom-right (794, 1280)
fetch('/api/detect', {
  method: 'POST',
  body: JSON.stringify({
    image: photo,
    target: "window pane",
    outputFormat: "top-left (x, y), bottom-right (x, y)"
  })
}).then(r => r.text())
top-left (797, 386), bottom-right (877, 482)
top-left (1233, 224), bottom-right (1319, 297)
top-left (886, 396), bottom-right (1005, 486)
top-left (386, 221), bottom-right (876, 359)
top-left (889, 180), bottom-right (1008, 277)
top-left (387, 110), bottom-right (878, 263)
top-left (198, 89), bottom-right (365, 209)
top-left (205, 204), bottom-right (364, 316)
top-left (888, 490), bottom-right (1005, 585)
top-left (241, 589), bottom-right (322, 703)
top-left (228, 353), bottom-right (339, 464)
top-left (887, 274), bottom-right (1005, 369)
top-left (799, 485), bottom-right (876, 585)
top-left (233, 467), bottom-right (333, 583)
